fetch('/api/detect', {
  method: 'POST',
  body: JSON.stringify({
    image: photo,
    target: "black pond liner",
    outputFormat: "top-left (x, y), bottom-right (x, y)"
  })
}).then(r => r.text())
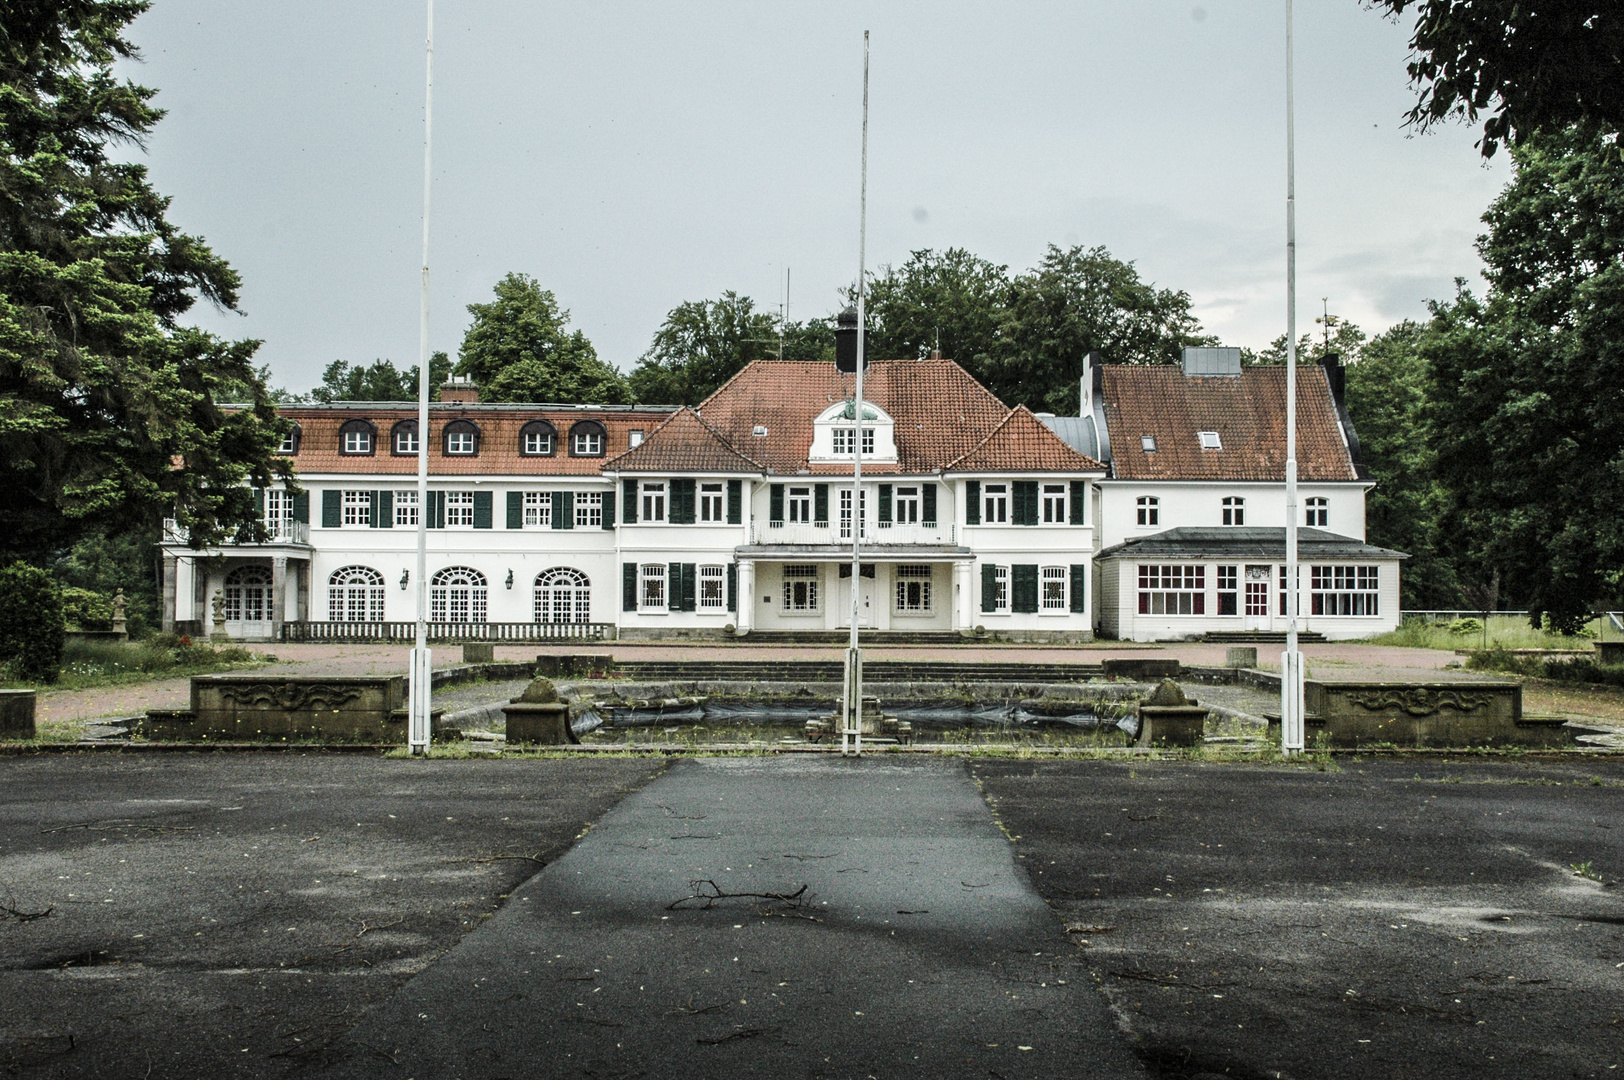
top-left (573, 698), bottom-right (1135, 737)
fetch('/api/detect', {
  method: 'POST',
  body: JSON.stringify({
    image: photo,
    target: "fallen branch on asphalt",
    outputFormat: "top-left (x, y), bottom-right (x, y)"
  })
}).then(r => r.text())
top-left (667, 880), bottom-right (808, 911)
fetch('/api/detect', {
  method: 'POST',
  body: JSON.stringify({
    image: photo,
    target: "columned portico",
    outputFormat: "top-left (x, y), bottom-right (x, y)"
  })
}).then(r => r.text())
top-left (735, 560), bottom-right (755, 633)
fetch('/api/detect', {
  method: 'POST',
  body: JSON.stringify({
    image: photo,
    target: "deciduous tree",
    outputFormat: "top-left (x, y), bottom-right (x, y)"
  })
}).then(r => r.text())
top-left (628, 292), bottom-right (778, 406)
top-left (456, 274), bottom-right (628, 404)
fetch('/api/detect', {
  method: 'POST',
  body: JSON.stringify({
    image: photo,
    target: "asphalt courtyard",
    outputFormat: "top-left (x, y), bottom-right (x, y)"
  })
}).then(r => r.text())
top-left (1, 752), bottom-right (1620, 1079)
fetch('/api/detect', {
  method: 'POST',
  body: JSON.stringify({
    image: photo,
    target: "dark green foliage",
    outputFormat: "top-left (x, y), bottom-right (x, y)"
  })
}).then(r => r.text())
top-left (309, 353), bottom-right (450, 403)
top-left (1373, 1), bottom-right (1623, 158)
top-left (863, 248), bottom-right (1011, 369)
top-left (457, 274), bottom-right (628, 404)
top-left (1465, 648), bottom-right (1624, 687)
top-left (1421, 124), bottom-right (1624, 631)
top-left (0, 1), bottom-right (291, 560)
top-left (0, 562), bottom-right (65, 682)
top-left (51, 524), bottom-right (159, 635)
top-left (628, 292), bottom-right (779, 406)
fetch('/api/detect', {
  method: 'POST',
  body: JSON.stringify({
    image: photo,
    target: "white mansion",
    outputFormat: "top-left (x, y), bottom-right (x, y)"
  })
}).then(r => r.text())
top-left (161, 348), bottom-right (1404, 643)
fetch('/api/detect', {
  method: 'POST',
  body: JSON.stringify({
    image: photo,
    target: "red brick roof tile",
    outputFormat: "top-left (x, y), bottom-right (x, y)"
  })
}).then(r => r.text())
top-left (1102, 365), bottom-right (1357, 482)
top-left (947, 405), bottom-right (1106, 473)
top-left (603, 407), bottom-right (763, 473)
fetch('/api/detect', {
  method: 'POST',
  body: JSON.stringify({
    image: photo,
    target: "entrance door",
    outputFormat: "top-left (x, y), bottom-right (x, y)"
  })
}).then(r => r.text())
top-left (1244, 565), bottom-right (1272, 631)
top-left (224, 565), bottom-right (273, 639)
top-left (837, 573), bottom-right (875, 628)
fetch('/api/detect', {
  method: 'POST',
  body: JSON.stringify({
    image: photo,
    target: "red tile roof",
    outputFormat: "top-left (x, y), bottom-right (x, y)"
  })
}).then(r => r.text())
top-left (1101, 365), bottom-right (1358, 481)
top-left (948, 405), bottom-right (1106, 473)
top-left (603, 407), bottom-right (763, 473)
top-left (275, 404), bottom-right (672, 476)
top-left (696, 358), bottom-right (1014, 475)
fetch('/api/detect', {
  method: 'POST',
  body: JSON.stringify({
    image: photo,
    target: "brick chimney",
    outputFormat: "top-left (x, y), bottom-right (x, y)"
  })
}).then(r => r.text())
top-left (440, 378), bottom-right (479, 404)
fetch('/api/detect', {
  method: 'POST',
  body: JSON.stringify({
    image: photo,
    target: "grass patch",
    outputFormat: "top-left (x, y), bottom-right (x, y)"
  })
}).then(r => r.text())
top-left (1363, 615), bottom-right (1600, 652)
top-left (1465, 650), bottom-right (1624, 687)
top-left (3, 637), bottom-right (274, 691)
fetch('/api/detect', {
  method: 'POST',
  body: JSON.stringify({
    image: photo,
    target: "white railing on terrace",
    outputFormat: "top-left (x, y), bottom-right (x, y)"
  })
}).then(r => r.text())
top-left (749, 521), bottom-right (956, 546)
top-left (163, 518), bottom-right (310, 545)
top-left (282, 621), bottom-right (612, 643)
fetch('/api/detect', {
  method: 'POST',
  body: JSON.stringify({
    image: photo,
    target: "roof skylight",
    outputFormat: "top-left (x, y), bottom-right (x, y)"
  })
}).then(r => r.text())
top-left (1141, 435), bottom-right (1157, 452)
top-left (1198, 431), bottom-right (1222, 450)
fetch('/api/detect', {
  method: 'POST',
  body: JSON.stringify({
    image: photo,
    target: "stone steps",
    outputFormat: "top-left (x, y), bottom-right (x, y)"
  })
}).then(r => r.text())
top-left (736, 631), bottom-right (975, 646)
top-left (1201, 630), bottom-right (1328, 644)
top-left (613, 660), bottom-right (1107, 684)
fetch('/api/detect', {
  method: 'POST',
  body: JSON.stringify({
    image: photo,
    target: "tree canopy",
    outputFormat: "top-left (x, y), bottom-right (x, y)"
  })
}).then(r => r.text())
top-left (455, 273), bottom-right (628, 405)
top-left (628, 291), bottom-right (779, 406)
top-left (308, 353), bottom-right (451, 403)
top-left (1374, 1), bottom-right (1623, 158)
top-left (0, 0), bottom-right (289, 560)
top-left (863, 248), bottom-right (1010, 371)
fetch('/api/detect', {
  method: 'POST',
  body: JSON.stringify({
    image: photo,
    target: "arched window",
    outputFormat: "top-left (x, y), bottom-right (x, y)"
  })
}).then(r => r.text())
top-left (442, 419), bottom-right (480, 456)
top-left (223, 565), bottom-right (273, 624)
top-left (534, 567), bottom-right (590, 624)
top-left (1222, 496), bottom-right (1245, 526)
top-left (569, 420), bottom-right (606, 457)
top-left (1136, 495), bottom-right (1159, 527)
top-left (519, 419), bottom-right (557, 456)
top-left (338, 418), bottom-right (376, 455)
top-left (430, 566), bottom-right (488, 623)
top-left (391, 420), bottom-right (419, 456)
top-left (328, 565), bottom-right (385, 623)
top-left (278, 423), bottom-right (302, 455)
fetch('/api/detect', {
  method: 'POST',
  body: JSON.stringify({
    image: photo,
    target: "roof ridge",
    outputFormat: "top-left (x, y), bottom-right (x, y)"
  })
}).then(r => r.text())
top-left (945, 405), bottom-right (1023, 471)
top-left (602, 405), bottom-right (764, 471)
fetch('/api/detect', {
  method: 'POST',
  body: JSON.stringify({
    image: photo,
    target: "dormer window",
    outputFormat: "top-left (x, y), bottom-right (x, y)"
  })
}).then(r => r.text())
top-left (338, 419), bottom-right (376, 455)
top-left (810, 400), bottom-right (895, 462)
top-left (519, 420), bottom-right (556, 456)
top-left (1141, 435), bottom-right (1157, 453)
top-left (570, 420), bottom-right (606, 457)
top-left (392, 420), bottom-right (419, 455)
top-left (278, 423), bottom-right (301, 455)
top-left (1198, 431), bottom-right (1222, 450)
top-left (442, 419), bottom-right (480, 456)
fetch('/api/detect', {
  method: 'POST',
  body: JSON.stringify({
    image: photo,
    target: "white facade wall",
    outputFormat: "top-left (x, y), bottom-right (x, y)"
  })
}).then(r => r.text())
top-left (1095, 480), bottom-right (1370, 550)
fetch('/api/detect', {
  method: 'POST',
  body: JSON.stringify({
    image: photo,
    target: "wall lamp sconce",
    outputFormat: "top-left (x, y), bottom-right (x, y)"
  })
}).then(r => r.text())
top-left (399, 570), bottom-right (410, 591)
top-left (505, 569), bottom-right (514, 590)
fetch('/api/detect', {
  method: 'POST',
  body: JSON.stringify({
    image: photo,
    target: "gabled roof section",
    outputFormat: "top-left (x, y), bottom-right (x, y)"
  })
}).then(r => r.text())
top-left (603, 407), bottom-right (763, 473)
top-left (947, 406), bottom-right (1106, 473)
top-left (696, 357), bottom-right (1011, 474)
top-left (1102, 365), bottom-right (1358, 481)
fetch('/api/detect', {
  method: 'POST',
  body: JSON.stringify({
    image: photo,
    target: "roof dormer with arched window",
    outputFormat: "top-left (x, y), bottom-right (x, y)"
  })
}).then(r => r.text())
top-left (808, 399), bottom-right (896, 463)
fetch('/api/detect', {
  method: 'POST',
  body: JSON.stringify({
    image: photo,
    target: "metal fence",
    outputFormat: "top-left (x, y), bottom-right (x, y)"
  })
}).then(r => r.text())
top-left (281, 621), bottom-right (612, 643)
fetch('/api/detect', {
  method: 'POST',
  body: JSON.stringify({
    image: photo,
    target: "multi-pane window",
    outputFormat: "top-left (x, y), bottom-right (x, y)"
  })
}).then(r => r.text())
top-left (698, 565), bottom-right (726, 610)
top-left (395, 489), bottom-right (418, 526)
top-left (839, 489), bottom-right (867, 540)
top-left (1137, 564), bottom-right (1206, 615)
top-left (639, 564), bottom-right (667, 611)
top-left (394, 425), bottom-right (419, 455)
top-left (1222, 496), bottom-right (1245, 526)
top-left (342, 490), bottom-right (370, 527)
top-left (1311, 565), bottom-right (1379, 616)
top-left (983, 483), bottom-right (1008, 524)
top-left (523, 429), bottom-right (554, 455)
top-left (782, 564), bottom-right (819, 612)
top-left (641, 482), bottom-right (667, 522)
top-left (895, 565), bottom-right (931, 612)
top-left (534, 567), bottom-right (590, 624)
top-left (430, 566), bottom-right (487, 623)
top-left (573, 430), bottom-right (604, 455)
top-left (1136, 496), bottom-right (1159, 526)
top-left (264, 490), bottom-right (291, 537)
top-left (328, 566), bottom-right (385, 623)
top-left (1041, 566), bottom-right (1068, 611)
top-left (1305, 497), bottom-right (1329, 527)
top-left (832, 427), bottom-right (874, 455)
top-left (1278, 565), bottom-right (1301, 616)
top-left (699, 483), bottom-right (724, 523)
top-left (446, 430), bottom-right (476, 455)
top-left (575, 491), bottom-right (603, 528)
top-left (787, 486), bottom-right (812, 523)
top-left (278, 430), bottom-right (299, 454)
top-left (1216, 565), bottom-right (1239, 615)
top-left (524, 491), bottom-right (552, 527)
top-left (342, 429), bottom-right (373, 454)
top-left (1247, 566), bottom-right (1272, 616)
top-left (990, 565), bottom-right (1009, 613)
top-left (445, 491), bottom-right (475, 527)
top-left (894, 486), bottom-right (920, 525)
top-left (1042, 484), bottom-right (1067, 524)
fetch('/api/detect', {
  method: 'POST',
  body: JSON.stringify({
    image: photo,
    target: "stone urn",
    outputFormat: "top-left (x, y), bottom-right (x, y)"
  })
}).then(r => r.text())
top-left (503, 677), bottom-right (577, 745)
top-left (1136, 678), bottom-right (1208, 748)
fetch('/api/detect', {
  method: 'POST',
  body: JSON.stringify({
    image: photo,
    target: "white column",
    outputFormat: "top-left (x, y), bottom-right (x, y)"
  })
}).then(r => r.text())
top-left (956, 561), bottom-right (974, 631)
top-left (161, 554), bottom-right (178, 634)
top-left (271, 555), bottom-right (288, 640)
top-left (736, 560), bottom-right (755, 633)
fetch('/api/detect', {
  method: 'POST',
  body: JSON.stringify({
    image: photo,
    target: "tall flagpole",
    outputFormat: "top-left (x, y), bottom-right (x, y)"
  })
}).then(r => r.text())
top-left (408, 0), bottom-right (435, 755)
top-left (1281, 0), bottom-right (1305, 754)
top-left (842, 31), bottom-right (869, 758)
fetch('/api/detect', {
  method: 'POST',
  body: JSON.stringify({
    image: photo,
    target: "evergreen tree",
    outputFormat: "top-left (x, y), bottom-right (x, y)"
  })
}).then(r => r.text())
top-left (456, 274), bottom-right (628, 404)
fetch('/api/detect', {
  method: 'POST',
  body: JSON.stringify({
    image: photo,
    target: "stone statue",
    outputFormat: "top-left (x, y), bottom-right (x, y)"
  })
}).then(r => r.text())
top-left (209, 589), bottom-right (229, 641)
top-left (111, 588), bottom-right (128, 637)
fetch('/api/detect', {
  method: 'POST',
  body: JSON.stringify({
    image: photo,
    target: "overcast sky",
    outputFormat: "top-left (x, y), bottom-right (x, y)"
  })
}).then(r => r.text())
top-left (121, 0), bottom-right (1508, 394)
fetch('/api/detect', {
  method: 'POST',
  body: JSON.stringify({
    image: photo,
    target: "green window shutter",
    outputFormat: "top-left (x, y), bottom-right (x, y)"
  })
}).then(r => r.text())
top-left (291, 490), bottom-right (309, 524)
top-left (1014, 481), bottom-right (1039, 525)
top-left (1012, 564), bottom-right (1039, 613)
top-left (672, 479), bottom-right (695, 524)
top-left (377, 489), bottom-right (393, 529)
top-left (1070, 564), bottom-right (1088, 613)
top-left (601, 490), bottom-right (616, 529)
top-left (922, 484), bottom-right (937, 526)
top-left (726, 563), bottom-right (737, 612)
top-left (965, 481), bottom-right (980, 525)
top-left (429, 490), bottom-right (445, 529)
top-left (254, 488), bottom-right (265, 516)
top-left (1069, 480), bottom-right (1086, 525)
top-left (727, 480), bottom-right (742, 524)
top-left (554, 490), bottom-right (573, 530)
top-left (981, 564), bottom-right (998, 613)
top-left (506, 491), bottom-right (523, 529)
top-left (321, 489), bottom-right (342, 528)
top-left (814, 484), bottom-right (828, 525)
top-left (681, 563), bottom-right (697, 612)
top-left (769, 484), bottom-right (784, 524)
top-left (623, 564), bottom-right (638, 611)
top-left (472, 490), bottom-right (493, 529)
top-left (668, 563), bottom-right (683, 610)
top-left (623, 479), bottom-right (638, 523)
top-left (878, 484), bottom-right (892, 526)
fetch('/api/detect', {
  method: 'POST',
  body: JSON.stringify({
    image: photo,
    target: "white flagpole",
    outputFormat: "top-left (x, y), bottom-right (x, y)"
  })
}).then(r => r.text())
top-left (408, 0), bottom-right (435, 755)
top-left (1281, 0), bottom-right (1305, 754)
top-left (843, 31), bottom-right (869, 759)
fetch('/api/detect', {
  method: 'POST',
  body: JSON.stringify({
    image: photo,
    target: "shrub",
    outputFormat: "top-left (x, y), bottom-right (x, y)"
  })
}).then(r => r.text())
top-left (0, 563), bottom-right (66, 683)
top-left (1448, 617), bottom-right (1483, 636)
top-left (59, 586), bottom-right (113, 631)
